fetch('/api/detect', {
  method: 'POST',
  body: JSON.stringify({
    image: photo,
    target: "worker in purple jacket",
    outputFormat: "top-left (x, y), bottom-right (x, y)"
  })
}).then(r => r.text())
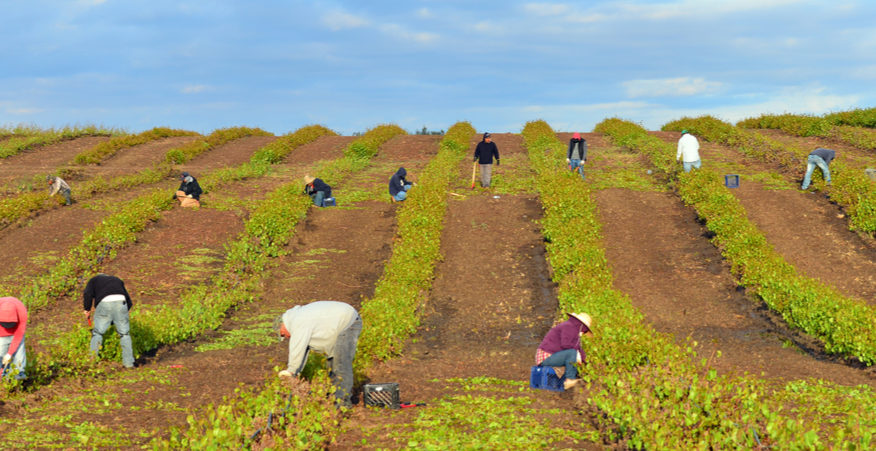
top-left (535, 312), bottom-right (593, 390)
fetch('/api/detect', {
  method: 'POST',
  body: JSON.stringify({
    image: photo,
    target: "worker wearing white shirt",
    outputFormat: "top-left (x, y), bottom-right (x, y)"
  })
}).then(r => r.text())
top-left (676, 130), bottom-right (701, 172)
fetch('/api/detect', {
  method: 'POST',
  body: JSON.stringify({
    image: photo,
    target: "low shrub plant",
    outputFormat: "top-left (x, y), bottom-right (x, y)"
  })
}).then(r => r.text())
top-left (72, 127), bottom-right (200, 164)
top-left (738, 109), bottom-right (876, 149)
top-left (664, 115), bottom-right (876, 233)
top-left (0, 125), bottom-right (122, 159)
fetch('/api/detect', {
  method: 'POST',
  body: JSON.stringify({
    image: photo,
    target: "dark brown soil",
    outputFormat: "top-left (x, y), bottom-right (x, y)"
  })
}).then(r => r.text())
top-left (0, 136), bottom-right (111, 189)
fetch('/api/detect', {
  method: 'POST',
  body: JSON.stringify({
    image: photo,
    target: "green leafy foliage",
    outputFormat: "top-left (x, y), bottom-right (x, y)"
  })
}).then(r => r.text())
top-left (72, 127), bottom-right (200, 164)
top-left (0, 125), bottom-right (122, 159)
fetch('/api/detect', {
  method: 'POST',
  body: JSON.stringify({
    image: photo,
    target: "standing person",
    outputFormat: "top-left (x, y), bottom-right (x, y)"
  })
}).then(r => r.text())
top-left (303, 175), bottom-right (333, 207)
top-left (473, 132), bottom-right (500, 188)
top-left (0, 297), bottom-right (28, 380)
top-left (676, 130), bottom-right (701, 172)
top-left (273, 301), bottom-right (362, 407)
top-left (535, 312), bottom-right (593, 390)
top-left (83, 274), bottom-right (135, 368)
top-left (566, 133), bottom-right (588, 179)
top-left (388, 167), bottom-right (413, 202)
top-left (801, 147), bottom-right (836, 190)
top-left (47, 175), bottom-right (72, 205)
top-left (176, 172), bottom-right (202, 207)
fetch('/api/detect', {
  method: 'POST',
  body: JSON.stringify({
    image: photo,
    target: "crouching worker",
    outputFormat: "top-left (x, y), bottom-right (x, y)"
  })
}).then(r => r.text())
top-left (389, 167), bottom-right (413, 202)
top-left (535, 312), bottom-right (593, 390)
top-left (83, 274), bottom-right (135, 368)
top-left (47, 175), bottom-right (73, 205)
top-left (0, 297), bottom-right (28, 380)
top-left (303, 175), bottom-right (333, 207)
top-left (175, 172), bottom-right (202, 207)
top-left (274, 301), bottom-right (362, 408)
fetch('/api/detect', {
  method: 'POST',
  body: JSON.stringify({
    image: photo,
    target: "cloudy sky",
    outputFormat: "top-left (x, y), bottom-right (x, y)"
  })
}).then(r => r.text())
top-left (1, 1), bottom-right (875, 135)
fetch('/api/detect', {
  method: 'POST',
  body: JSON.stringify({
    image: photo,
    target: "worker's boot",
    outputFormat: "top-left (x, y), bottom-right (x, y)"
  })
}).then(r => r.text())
top-left (563, 378), bottom-right (579, 390)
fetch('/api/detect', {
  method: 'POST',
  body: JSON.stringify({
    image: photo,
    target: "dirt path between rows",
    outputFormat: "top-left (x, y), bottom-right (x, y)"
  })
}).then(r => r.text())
top-left (0, 136), bottom-right (111, 191)
top-left (753, 128), bottom-right (876, 170)
top-left (651, 131), bottom-right (876, 305)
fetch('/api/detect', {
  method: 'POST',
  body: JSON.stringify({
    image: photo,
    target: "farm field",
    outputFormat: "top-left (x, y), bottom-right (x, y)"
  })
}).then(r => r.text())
top-left (0, 119), bottom-right (874, 449)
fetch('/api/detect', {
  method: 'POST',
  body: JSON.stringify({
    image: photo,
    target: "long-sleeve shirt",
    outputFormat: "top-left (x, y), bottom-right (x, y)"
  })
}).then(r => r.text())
top-left (810, 148), bottom-right (836, 165)
top-left (305, 178), bottom-right (332, 198)
top-left (281, 301), bottom-right (358, 374)
top-left (474, 140), bottom-right (500, 164)
top-left (676, 134), bottom-right (701, 163)
top-left (567, 139), bottom-right (587, 161)
top-left (48, 177), bottom-right (70, 196)
top-left (83, 274), bottom-right (133, 311)
top-left (388, 168), bottom-right (408, 197)
top-left (178, 176), bottom-right (203, 200)
top-left (537, 318), bottom-right (586, 363)
top-left (0, 297), bottom-right (27, 357)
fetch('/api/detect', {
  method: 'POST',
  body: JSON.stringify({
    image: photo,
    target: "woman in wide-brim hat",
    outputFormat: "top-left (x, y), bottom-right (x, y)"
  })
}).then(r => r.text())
top-left (535, 312), bottom-right (593, 390)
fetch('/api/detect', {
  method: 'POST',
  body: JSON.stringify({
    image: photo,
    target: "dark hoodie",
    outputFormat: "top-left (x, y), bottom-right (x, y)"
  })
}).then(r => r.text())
top-left (388, 167), bottom-right (409, 197)
top-left (474, 138), bottom-right (500, 165)
top-left (83, 274), bottom-right (133, 311)
top-left (178, 174), bottom-right (203, 200)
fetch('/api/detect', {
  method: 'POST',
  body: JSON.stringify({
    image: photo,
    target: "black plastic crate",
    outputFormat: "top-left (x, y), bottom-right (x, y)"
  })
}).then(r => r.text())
top-left (363, 383), bottom-right (400, 409)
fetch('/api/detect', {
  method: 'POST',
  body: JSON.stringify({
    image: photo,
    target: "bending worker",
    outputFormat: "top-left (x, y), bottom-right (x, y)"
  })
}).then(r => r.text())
top-left (176, 171), bottom-right (202, 207)
top-left (303, 175), bottom-right (332, 207)
top-left (388, 167), bottom-right (413, 201)
top-left (274, 300), bottom-right (362, 408)
top-left (47, 175), bottom-right (73, 205)
top-left (0, 297), bottom-right (28, 380)
top-left (83, 274), bottom-right (135, 368)
top-left (801, 147), bottom-right (835, 190)
top-left (535, 312), bottom-right (594, 390)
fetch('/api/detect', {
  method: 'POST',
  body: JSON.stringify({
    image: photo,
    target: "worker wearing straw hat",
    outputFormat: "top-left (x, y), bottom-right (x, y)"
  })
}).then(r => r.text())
top-left (535, 312), bottom-right (594, 390)
top-left (303, 175), bottom-right (333, 207)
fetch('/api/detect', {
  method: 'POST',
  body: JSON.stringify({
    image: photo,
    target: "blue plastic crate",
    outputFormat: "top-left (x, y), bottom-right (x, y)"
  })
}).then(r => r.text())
top-left (530, 366), bottom-right (565, 392)
top-left (322, 197), bottom-right (336, 207)
top-left (724, 174), bottom-right (740, 188)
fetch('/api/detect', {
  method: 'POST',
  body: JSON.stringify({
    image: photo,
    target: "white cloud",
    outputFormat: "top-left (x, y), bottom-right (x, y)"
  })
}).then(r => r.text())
top-left (623, 77), bottom-right (724, 98)
top-left (322, 9), bottom-right (369, 31)
top-left (417, 7), bottom-right (433, 19)
top-left (181, 84), bottom-right (210, 94)
top-left (379, 24), bottom-right (439, 44)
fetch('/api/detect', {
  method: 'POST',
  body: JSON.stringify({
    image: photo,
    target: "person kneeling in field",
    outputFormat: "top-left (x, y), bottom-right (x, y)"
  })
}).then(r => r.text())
top-left (388, 167), bottom-right (413, 202)
top-left (175, 171), bottom-right (202, 207)
top-left (83, 274), bottom-right (135, 368)
top-left (303, 175), bottom-right (333, 207)
top-left (0, 297), bottom-right (28, 381)
top-left (274, 301), bottom-right (362, 408)
top-left (535, 312), bottom-right (594, 390)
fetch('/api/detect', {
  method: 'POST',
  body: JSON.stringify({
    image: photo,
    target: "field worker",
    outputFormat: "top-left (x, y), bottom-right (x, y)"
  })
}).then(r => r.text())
top-left (535, 312), bottom-right (593, 390)
top-left (83, 274), bottom-right (135, 368)
top-left (388, 167), bottom-right (413, 202)
top-left (273, 301), bottom-right (362, 407)
top-left (473, 132), bottom-right (500, 188)
top-left (175, 171), bottom-right (202, 207)
top-left (566, 133), bottom-right (588, 179)
top-left (676, 130), bottom-right (701, 172)
top-left (303, 175), bottom-right (332, 207)
top-left (47, 175), bottom-right (72, 205)
top-left (801, 147), bottom-right (836, 190)
top-left (0, 297), bottom-right (28, 380)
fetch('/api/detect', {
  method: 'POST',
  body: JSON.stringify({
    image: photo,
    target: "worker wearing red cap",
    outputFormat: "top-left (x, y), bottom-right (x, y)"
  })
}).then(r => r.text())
top-left (566, 133), bottom-right (587, 179)
top-left (0, 297), bottom-right (28, 380)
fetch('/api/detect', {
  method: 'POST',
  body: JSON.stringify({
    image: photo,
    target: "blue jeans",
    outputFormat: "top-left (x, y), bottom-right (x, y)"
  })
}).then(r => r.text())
top-left (682, 160), bottom-right (702, 172)
top-left (801, 155), bottom-right (830, 189)
top-left (311, 191), bottom-right (326, 207)
top-left (538, 349), bottom-right (578, 380)
top-left (329, 315), bottom-right (362, 406)
top-left (393, 184), bottom-right (412, 202)
top-left (90, 300), bottom-right (135, 368)
top-left (0, 335), bottom-right (27, 380)
top-left (569, 159), bottom-right (585, 179)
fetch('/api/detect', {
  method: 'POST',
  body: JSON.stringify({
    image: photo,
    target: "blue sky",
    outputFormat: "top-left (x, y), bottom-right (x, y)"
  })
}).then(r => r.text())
top-left (2, 1), bottom-right (875, 135)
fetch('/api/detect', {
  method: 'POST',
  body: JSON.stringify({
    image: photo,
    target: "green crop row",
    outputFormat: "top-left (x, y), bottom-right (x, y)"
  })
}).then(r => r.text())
top-left (599, 118), bottom-right (876, 365)
top-left (737, 112), bottom-right (876, 150)
top-left (72, 127), bottom-right (200, 164)
top-left (149, 125), bottom-right (406, 448)
top-left (356, 121), bottom-right (476, 370)
top-left (0, 127), bottom-right (269, 229)
top-left (524, 119), bottom-right (874, 449)
top-left (664, 116), bottom-right (876, 233)
top-left (0, 125), bottom-right (122, 158)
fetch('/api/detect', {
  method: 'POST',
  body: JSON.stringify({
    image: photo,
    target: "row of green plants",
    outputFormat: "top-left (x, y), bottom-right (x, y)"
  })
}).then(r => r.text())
top-left (739, 113), bottom-right (876, 150)
top-left (153, 124), bottom-right (407, 449)
top-left (72, 127), bottom-right (200, 164)
top-left (663, 115), bottom-right (876, 233)
top-left (0, 126), bottom-right (267, 228)
top-left (601, 118), bottom-right (876, 365)
top-left (524, 120), bottom-right (874, 449)
top-left (356, 121), bottom-right (476, 369)
top-left (0, 125), bottom-right (122, 158)
top-left (0, 124), bottom-right (47, 140)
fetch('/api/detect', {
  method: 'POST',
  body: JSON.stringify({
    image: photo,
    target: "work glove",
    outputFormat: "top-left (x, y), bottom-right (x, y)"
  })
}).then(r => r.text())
top-left (278, 370), bottom-right (292, 378)
top-left (565, 158), bottom-right (570, 163)
top-left (576, 351), bottom-right (583, 364)
top-left (2, 354), bottom-right (10, 366)
top-left (496, 160), bottom-right (500, 166)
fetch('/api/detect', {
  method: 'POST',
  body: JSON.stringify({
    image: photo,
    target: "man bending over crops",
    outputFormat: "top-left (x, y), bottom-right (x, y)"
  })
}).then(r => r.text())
top-left (388, 167), bottom-right (413, 201)
top-left (535, 312), bottom-right (594, 390)
top-left (676, 130), bottom-right (701, 172)
top-left (175, 171), bottom-right (202, 207)
top-left (0, 297), bottom-right (28, 380)
top-left (274, 301), bottom-right (362, 408)
top-left (47, 175), bottom-right (72, 205)
top-left (83, 274), bottom-right (135, 368)
top-left (801, 147), bottom-right (835, 190)
top-left (303, 175), bottom-right (333, 207)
